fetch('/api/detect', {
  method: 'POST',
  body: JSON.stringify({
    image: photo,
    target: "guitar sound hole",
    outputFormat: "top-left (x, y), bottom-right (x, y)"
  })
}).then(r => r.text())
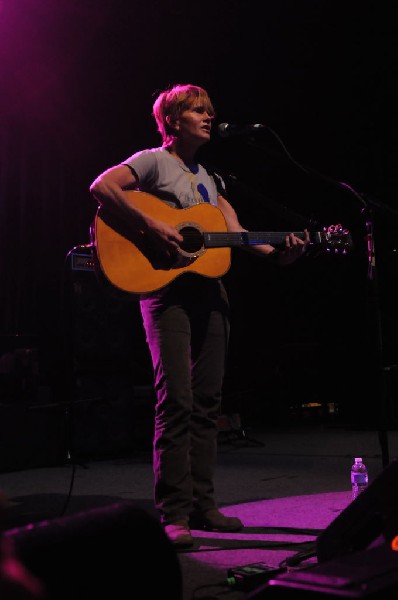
top-left (179, 226), bottom-right (203, 254)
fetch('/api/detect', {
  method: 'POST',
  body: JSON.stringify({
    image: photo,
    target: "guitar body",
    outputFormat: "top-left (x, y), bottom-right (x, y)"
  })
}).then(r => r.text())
top-left (94, 191), bottom-right (231, 295)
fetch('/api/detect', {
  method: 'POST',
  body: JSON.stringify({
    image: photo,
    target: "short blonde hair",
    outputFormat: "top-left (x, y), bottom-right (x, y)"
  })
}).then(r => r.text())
top-left (152, 83), bottom-right (215, 146)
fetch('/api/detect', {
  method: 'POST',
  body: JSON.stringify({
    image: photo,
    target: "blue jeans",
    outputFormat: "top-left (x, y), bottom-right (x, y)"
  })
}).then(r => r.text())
top-left (140, 274), bottom-right (230, 524)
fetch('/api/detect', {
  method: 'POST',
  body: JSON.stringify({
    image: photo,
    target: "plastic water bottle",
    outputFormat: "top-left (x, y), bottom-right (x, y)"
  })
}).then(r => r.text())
top-left (351, 457), bottom-right (368, 500)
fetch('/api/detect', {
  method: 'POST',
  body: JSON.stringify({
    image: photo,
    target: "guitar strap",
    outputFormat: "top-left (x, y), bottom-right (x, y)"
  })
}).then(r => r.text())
top-left (203, 164), bottom-right (229, 200)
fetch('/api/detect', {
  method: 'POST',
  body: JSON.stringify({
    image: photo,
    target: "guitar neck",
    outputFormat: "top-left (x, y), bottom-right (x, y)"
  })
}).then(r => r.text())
top-left (203, 231), bottom-right (320, 248)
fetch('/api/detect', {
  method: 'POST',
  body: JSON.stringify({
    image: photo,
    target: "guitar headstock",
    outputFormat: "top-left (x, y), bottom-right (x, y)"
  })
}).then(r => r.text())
top-left (320, 224), bottom-right (353, 253)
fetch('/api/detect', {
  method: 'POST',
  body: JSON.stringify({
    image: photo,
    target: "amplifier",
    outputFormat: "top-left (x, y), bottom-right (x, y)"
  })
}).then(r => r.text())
top-left (67, 245), bottom-right (95, 272)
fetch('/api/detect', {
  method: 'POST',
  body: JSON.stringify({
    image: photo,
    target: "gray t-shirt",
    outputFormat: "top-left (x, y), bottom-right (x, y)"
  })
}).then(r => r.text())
top-left (122, 146), bottom-right (226, 209)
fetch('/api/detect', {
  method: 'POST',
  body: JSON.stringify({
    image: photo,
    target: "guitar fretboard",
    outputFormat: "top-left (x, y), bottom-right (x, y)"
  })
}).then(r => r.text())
top-left (202, 231), bottom-right (320, 248)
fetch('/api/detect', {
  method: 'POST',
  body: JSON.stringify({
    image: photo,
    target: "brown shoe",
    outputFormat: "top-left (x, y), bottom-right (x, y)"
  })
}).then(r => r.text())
top-left (164, 520), bottom-right (194, 549)
top-left (190, 508), bottom-right (243, 532)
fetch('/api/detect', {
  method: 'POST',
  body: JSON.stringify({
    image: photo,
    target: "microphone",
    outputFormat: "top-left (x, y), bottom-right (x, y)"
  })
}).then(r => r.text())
top-left (217, 122), bottom-right (265, 138)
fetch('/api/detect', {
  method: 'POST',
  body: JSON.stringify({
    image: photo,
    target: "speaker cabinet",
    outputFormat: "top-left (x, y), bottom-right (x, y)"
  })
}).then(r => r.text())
top-left (316, 458), bottom-right (398, 563)
top-left (247, 459), bottom-right (398, 598)
top-left (5, 501), bottom-right (182, 600)
top-left (60, 247), bottom-right (154, 459)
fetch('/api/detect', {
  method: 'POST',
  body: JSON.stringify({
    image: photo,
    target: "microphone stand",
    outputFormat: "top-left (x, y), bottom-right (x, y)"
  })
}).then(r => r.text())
top-left (236, 132), bottom-right (398, 467)
top-left (360, 199), bottom-right (397, 467)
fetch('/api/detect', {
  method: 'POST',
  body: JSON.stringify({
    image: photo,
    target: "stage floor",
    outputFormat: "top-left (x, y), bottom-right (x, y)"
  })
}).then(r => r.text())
top-left (1, 423), bottom-right (398, 599)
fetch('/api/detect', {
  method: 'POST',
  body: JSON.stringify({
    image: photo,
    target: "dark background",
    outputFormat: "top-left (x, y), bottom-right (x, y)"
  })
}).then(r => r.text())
top-left (1, 0), bottom-right (397, 453)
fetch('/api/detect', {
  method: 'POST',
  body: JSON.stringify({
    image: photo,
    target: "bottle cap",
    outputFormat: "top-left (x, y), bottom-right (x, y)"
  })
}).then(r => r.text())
top-left (354, 457), bottom-right (362, 462)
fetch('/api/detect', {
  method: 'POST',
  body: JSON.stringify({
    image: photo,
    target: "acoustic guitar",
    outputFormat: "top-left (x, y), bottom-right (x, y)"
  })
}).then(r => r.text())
top-left (92, 191), bottom-right (352, 295)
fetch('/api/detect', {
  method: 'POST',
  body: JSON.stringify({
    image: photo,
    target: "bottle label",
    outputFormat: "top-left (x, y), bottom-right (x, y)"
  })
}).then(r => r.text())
top-left (351, 473), bottom-right (368, 485)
